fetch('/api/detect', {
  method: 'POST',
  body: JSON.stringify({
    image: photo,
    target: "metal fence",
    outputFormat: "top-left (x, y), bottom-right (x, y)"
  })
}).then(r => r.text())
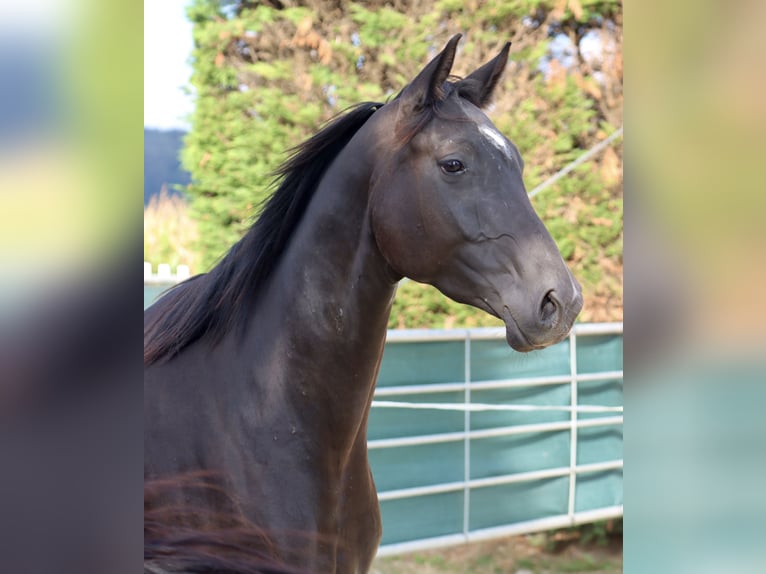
top-left (370, 323), bottom-right (623, 556)
top-left (144, 262), bottom-right (190, 285)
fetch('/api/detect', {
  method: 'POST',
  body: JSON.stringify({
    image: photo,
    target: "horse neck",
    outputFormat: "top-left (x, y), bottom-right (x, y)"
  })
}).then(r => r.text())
top-left (244, 134), bottom-right (398, 446)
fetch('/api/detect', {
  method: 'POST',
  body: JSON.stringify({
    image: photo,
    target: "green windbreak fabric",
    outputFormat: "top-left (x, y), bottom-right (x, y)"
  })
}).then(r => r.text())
top-left (370, 331), bottom-right (623, 547)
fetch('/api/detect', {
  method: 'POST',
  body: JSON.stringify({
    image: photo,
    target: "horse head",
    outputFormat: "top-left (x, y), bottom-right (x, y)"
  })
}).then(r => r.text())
top-left (368, 35), bottom-right (583, 351)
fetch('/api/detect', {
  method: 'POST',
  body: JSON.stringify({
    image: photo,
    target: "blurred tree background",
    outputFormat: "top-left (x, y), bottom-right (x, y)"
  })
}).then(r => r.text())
top-left (144, 128), bottom-right (191, 206)
top-left (146, 0), bottom-right (622, 327)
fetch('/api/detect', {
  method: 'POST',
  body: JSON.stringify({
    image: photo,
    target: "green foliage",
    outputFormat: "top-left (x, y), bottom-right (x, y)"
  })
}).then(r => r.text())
top-left (540, 519), bottom-right (623, 552)
top-left (578, 519), bottom-right (619, 547)
top-left (176, 0), bottom-right (623, 323)
top-left (389, 281), bottom-right (504, 330)
top-left (350, 5), bottom-right (409, 46)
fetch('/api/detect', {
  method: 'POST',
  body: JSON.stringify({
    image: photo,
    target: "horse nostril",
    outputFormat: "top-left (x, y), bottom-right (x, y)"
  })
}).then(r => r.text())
top-left (540, 290), bottom-right (560, 324)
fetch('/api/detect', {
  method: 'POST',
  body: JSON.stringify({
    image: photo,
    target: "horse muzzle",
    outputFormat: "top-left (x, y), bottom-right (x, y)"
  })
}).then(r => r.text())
top-left (501, 277), bottom-right (583, 353)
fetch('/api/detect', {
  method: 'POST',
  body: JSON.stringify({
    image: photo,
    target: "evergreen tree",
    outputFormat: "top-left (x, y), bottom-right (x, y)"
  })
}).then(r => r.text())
top-left (181, 0), bottom-right (623, 325)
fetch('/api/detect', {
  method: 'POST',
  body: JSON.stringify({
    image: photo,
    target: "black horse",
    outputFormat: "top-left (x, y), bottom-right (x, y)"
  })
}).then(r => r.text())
top-left (144, 35), bottom-right (582, 574)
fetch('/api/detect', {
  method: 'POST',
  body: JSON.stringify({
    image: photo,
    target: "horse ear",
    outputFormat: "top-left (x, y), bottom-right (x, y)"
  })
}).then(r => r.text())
top-left (398, 34), bottom-right (462, 112)
top-left (457, 42), bottom-right (511, 108)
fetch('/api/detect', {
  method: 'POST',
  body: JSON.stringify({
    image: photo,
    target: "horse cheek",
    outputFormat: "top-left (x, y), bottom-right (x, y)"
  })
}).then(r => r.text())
top-left (371, 189), bottom-right (436, 281)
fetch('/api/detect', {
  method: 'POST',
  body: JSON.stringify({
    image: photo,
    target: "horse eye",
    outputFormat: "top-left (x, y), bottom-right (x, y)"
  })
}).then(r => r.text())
top-left (440, 159), bottom-right (466, 175)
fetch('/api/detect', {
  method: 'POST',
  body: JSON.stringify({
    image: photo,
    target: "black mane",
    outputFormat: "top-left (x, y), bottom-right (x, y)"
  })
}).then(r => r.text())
top-left (144, 102), bottom-right (383, 365)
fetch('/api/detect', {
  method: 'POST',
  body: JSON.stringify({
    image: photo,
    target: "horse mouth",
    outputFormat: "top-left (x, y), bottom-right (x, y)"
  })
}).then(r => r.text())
top-left (502, 305), bottom-right (549, 353)
top-left (473, 297), bottom-right (570, 353)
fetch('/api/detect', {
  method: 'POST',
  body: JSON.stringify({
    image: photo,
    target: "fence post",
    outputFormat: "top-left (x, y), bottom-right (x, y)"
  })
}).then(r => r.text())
top-left (567, 330), bottom-right (579, 522)
top-left (157, 263), bottom-right (171, 281)
top-left (462, 330), bottom-right (472, 542)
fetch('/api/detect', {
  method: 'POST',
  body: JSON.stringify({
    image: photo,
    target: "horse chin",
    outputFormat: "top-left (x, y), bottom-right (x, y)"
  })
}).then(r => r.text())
top-left (501, 305), bottom-right (564, 353)
top-left (499, 306), bottom-right (534, 352)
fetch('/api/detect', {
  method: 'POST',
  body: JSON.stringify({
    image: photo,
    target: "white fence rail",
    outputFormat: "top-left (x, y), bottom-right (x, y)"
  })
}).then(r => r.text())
top-left (144, 262), bottom-right (191, 285)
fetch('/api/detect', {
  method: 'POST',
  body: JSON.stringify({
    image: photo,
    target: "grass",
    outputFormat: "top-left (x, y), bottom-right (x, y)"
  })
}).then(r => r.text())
top-left (372, 531), bottom-right (622, 574)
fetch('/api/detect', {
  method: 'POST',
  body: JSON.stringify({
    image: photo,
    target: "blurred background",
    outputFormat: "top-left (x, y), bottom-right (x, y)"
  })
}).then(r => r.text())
top-left (0, 3), bottom-right (142, 574)
top-left (0, 0), bottom-right (764, 571)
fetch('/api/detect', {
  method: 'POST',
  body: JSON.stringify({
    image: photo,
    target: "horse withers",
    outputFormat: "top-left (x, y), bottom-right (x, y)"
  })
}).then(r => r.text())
top-left (144, 34), bottom-right (582, 574)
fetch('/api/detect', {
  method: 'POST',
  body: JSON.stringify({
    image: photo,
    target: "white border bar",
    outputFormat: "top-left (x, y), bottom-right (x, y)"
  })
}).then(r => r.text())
top-left (144, 261), bottom-right (191, 285)
top-left (376, 505), bottom-right (624, 556)
top-left (367, 416), bottom-right (623, 449)
top-left (374, 370), bottom-right (623, 397)
top-left (376, 460), bottom-right (623, 502)
top-left (383, 322), bottom-right (622, 343)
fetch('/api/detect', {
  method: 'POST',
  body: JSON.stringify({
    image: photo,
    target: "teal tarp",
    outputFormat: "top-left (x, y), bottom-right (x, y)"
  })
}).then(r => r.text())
top-left (371, 333), bottom-right (623, 546)
top-left (144, 284), bottom-right (172, 309)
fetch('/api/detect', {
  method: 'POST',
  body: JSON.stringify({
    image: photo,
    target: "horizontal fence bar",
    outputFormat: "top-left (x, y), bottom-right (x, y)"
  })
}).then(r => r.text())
top-left (466, 460), bottom-right (623, 491)
top-left (375, 381), bottom-right (466, 397)
top-left (471, 370), bottom-right (623, 390)
top-left (367, 416), bottom-right (623, 450)
top-left (374, 370), bottom-right (623, 397)
top-left (368, 430), bottom-right (467, 450)
top-left (567, 322), bottom-right (623, 336)
top-left (144, 262), bottom-right (191, 285)
top-left (376, 460), bottom-right (623, 502)
top-left (375, 505), bottom-right (624, 557)
top-left (371, 401), bottom-right (623, 413)
top-left (469, 416), bottom-right (623, 441)
top-left (383, 322), bottom-right (622, 343)
top-left (377, 480), bottom-right (466, 502)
